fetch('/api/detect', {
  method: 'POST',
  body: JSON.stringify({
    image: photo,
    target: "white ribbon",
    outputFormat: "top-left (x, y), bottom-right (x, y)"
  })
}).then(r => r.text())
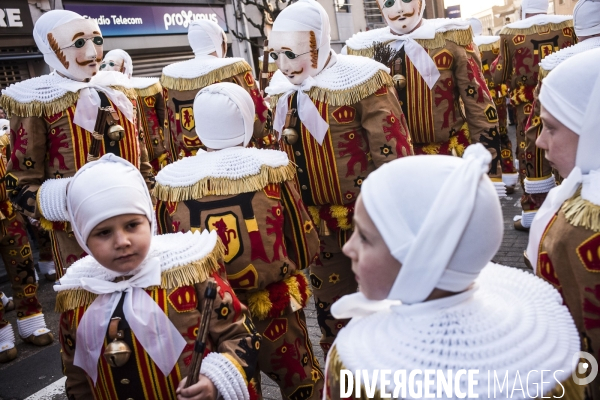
top-left (272, 76), bottom-right (330, 145)
top-left (390, 37), bottom-right (440, 89)
top-left (74, 258), bottom-right (186, 384)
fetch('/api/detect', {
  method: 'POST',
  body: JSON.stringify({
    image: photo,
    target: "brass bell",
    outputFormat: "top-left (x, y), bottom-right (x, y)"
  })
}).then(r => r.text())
top-left (393, 74), bottom-right (407, 90)
top-left (319, 219), bottom-right (331, 237)
top-left (282, 128), bottom-right (299, 145)
top-left (103, 338), bottom-right (132, 367)
top-left (107, 124), bottom-right (125, 142)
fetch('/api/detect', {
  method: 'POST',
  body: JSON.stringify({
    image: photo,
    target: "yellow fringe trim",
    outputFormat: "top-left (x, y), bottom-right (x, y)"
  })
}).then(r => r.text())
top-left (111, 85), bottom-right (138, 100)
top-left (500, 19), bottom-right (573, 36)
top-left (39, 217), bottom-right (54, 232)
top-left (55, 240), bottom-right (225, 312)
top-left (270, 70), bottom-right (393, 108)
top-left (539, 67), bottom-right (550, 80)
top-left (478, 41), bottom-right (500, 52)
top-left (153, 163), bottom-right (296, 202)
top-left (258, 59), bottom-right (278, 73)
top-left (246, 271), bottom-right (311, 321)
top-left (134, 81), bottom-right (163, 98)
top-left (160, 60), bottom-right (252, 91)
top-left (562, 190), bottom-right (600, 232)
top-left (0, 91), bottom-right (79, 118)
top-left (307, 206), bottom-right (321, 226)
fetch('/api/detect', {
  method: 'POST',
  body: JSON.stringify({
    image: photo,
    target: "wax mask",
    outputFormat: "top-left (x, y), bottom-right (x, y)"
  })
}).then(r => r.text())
top-left (269, 30), bottom-right (319, 85)
top-left (379, 0), bottom-right (423, 35)
top-left (0, 120), bottom-right (8, 136)
top-left (48, 18), bottom-right (103, 81)
top-left (100, 57), bottom-right (124, 74)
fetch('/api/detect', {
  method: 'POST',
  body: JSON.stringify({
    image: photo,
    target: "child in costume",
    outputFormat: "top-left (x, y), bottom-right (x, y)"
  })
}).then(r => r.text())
top-left (324, 144), bottom-right (580, 398)
top-left (52, 154), bottom-right (259, 399)
top-left (155, 82), bottom-right (323, 400)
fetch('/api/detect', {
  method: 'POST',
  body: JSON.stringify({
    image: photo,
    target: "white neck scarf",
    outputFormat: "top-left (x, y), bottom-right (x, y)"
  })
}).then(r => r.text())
top-left (527, 48), bottom-right (600, 271)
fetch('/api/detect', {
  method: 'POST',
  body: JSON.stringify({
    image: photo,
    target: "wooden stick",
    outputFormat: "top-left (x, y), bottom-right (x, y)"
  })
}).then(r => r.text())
top-left (260, 39), bottom-right (270, 98)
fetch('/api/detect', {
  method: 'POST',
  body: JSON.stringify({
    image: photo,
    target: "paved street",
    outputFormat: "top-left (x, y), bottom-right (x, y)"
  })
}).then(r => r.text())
top-left (0, 128), bottom-right (531, 400)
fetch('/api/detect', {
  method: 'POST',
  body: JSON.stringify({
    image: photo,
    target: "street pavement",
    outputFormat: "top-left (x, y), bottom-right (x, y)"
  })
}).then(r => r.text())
top-left (0, 128), bottom-right (531, 400)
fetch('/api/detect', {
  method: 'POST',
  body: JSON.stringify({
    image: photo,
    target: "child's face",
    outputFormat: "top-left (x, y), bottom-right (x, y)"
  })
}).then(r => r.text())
top-left (87, 214), bottom-right (152, 274)
top-left (343, 195), bottom-right (402, 300)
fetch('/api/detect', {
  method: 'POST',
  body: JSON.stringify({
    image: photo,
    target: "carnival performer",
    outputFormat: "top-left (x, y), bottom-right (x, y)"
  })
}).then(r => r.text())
top-left (323, 144), bottom-right (580, 399)
top-left (155, 82), bottom-right (323, 399)
top-left (0, 10), bottom-right (152, 278)
top-left (265, 0), bottom-right (413, 355)
top-left (101, 49), bottom-right (169, 173)
top-left (345, 1), bottom-right (505, 196)
top-left (492, 0), bottom-right (573, 230)
top-left (520, 0), bottom-right (599, 232)
top-left (0, 119), bottom-right (53, 363)
top-left (51, 154), bottom-right (259, 399)
top-left (469, 18), bottom-right (519, 193)
top-left (161, 20), bottom-right (269, 159)
top-left (527, 47), bottom-right (600, 400)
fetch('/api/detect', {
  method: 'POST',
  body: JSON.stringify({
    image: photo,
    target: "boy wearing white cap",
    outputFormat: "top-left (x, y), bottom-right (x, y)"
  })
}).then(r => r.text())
top-left (0, 10), bottom-right (152, 277)
top-left (101, 49), bottom-right (169, 173)
top-left (323, 144), bottom-right (580, 398)
top-left (52, 153), bottom-right (259, 399)
top-left (520, 0), bottom-right (600, 232)
top-left (491, 0), bottom-right (573, 231)
top-left (345, 1), bottom-right (505, 195)
top-left (265, 0), bottom-right (414, 355)
top-left (0, 119), bottom-right (53, 363)
top-left (155, 83), bottom-right (323, 399)
top-left (528, 48), bottom-right (600, 399)
top-left (161, 20), bottom-right (269, 159)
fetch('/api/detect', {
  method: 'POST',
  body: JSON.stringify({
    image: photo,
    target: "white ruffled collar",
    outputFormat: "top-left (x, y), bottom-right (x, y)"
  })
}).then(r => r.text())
top-left (130, 76), bottom-right (160, 90)
top-left (161, 55), bottom-right (245, 80)
top-left (346, 18), bottom-right (471, 50)
top-left (474, 35), bottom-right (500, 46)
top-left (504, 14), bottom-right (572, 30)
top-left (265, 52), bottom-right (389, 96)
top-left (540, 37), bottom-right (600, 71)
top-left (330, 263), bottom-right (579, 397)
top-left (55, 230), bottom-right (218, 292)
top-left (156, 147), bottom-right (289, 188)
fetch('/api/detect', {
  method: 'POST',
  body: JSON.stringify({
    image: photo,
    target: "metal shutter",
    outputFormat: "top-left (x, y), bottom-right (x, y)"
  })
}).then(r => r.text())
top-left (0, 60), bottom-right (30, 90)
top-left (130, 50), bottom-right (195, 77)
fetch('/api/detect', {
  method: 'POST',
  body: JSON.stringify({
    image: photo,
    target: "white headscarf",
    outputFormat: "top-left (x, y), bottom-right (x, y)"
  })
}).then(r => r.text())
top-left (103, 49), bottom-right (133, 78)
top-left (33, 10), bottom-right (101, 80)
top-left (66, 154), bottom-right (154, 255)
top-left (468, 17), bottom-right (483, 36)
top-left (188, 20), bottom-right (226, 58)
top-left (193, 82), bottom-right (255, 149)
top-left (574, 0), bottom-right (600, 37)
top-left (521, 0), bottom-right (548, 19)
top-left (528, 48), bottom-right (600, 270)
top-left (272, 0), bottom-right (331, 74)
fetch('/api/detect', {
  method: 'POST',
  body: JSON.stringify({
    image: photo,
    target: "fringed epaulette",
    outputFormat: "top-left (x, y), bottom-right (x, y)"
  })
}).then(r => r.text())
top-left (55, 237), bottom-right (224, 312)
top-left (414, 27), bottom-right (474, 50)
top-left (259, 59), bottom-right (279, 73)
top-left (478, 41), bottom-right (500, 52)
top-left (160, 60), bottom-right (251, 92)
top-left (539, 67), bottom-right (550, 80)
top-left (135, 81), bottom-right (162, 97)
top-left (562, 190), bottom-right (600, 232)
top-left (111, 85), bottom-right (138, 101)
top-left (500, 19), bottom-right (573, 36)
top-left (0, 92), bottom-right (78, 118)
top-left (270, 70), bottom-right (393, 109)
top-left (154, 162), bottom-right (296, 202)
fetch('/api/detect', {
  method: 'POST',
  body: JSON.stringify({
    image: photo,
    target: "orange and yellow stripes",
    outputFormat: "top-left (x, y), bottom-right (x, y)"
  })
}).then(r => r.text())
top-left (406, 56), bottom-right (435, 143)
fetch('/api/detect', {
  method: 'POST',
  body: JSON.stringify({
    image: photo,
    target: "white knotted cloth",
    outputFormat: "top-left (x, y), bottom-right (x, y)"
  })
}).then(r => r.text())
top-left (527, 48), bottom-right (600, 271)
top-left (188, 20), bottom-right (226, 58)
top-left (32, 11), bottom-right (133, 133)
top-left (333, 143), bottom-right (503, 316)
top-left (103, 49), bottom-right (133, 78)
top-left (269, 0), bottom-right (332, 144)
top-left (193, 82), bottom-right (255, 149)
top-left (574, 0), bottom-right (600, 37)
top-left (521, 0), bottom-right (548, 19)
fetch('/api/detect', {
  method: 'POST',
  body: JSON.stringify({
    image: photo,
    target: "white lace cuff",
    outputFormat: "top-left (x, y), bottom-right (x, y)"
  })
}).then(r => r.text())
top-left (502, 172), bottom-right (519, 187)
top-left (493, 181), bottom-right (507, 198)
top-left (0, 324), bottom-right (15, 351)
top-left (17, 314), bottom-right (49, 338)
top-left (524, 175), bottom-right (555, 194)
top-left (38, 178), bottom-right (72, 221)
top-left (200, 352), bottom-right (249, 400)
top-left (521, 210), bottom-right (537, 228)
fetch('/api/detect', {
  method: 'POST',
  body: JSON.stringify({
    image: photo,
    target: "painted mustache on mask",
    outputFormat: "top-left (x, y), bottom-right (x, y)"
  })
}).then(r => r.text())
top-left (76, 57), bottom-right (102, 66)
top-left (389, 10), bottom-right (415, 20)
top-left (288, 67), bottom-right (304, 75)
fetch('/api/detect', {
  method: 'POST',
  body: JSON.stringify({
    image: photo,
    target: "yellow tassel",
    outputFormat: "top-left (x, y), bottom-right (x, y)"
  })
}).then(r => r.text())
top-left (500, 19), bottom-right (573, 36)
top-left (39, 217), bottom-right (55, 232)
top-left (330, 205), bottom-right (352, 230)
top-left (287, 271), bottom-right (311, 306)
top-left (0, 92), bottom-right (79, 118)
top-left (134, 81), bottom-right (163, 98)
top-left (562, 190), bottom-right (600, 232)
top-left (247, 290), bottom-right (272, 321)
top-left (500, 84), bottom-right (509, 97)
top-left (153, 163), bottom-right (296, 202)
top-left (307, 206), bottom-right (321, 225)
top-left (477, 41), bottom-right (500, 52)
top-left (160, 61), bottom-right (252, 91)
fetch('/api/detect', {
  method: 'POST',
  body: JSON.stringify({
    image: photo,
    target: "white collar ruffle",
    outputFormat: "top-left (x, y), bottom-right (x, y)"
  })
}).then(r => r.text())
top-left (503, 14), bottom-right (572, 30)
top-left (130, 76), bottom-right (160, 90)
top-left (540, 37), bottom-right (600, 72)
top-left (473, 35), bottom-right (500, 46)
top-left (161, 55), bottom-right (246, 80)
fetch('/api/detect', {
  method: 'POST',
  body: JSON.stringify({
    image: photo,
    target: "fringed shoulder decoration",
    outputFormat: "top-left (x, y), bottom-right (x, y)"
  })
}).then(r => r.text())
top-left (539, 67), bottom-right (550, 80)
top-left (562, 190), bottom-right (600, 232)
top-left (500, 19), bottom-right (573, 36)
top-left (0, 91), bottom-right (78, 118)
top-left (111, 85), bottom-right (138, 101)
top-left (258, 58), bottom-right (278, 73)
top-left (134, 81), bottom-right (163, 98)
top-left (154, 147), bottom-right (295, 202)
top-left (306, 69), bottom-right (393, 107)
top-left (159, 239), bottom-right (224, 289)
top-left (160, 59), bottom-right (251, 92)
top-left (477, 41), bottom-right (500, 52)
top-left (414, 27), bottom-right (474, 50)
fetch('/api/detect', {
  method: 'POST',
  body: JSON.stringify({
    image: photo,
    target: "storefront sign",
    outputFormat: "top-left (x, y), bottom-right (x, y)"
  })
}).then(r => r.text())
top-left (63, 2), bottom-right (227, 37)
top-left (0, 0), bottom-right (34, 35)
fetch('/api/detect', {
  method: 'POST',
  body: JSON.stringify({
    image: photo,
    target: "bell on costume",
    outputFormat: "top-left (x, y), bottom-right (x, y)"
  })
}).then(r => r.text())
top-left (103, 317), bottom-right (131, 367)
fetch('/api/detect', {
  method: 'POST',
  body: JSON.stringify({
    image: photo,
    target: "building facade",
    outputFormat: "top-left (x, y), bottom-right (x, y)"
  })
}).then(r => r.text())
top-left (554, 0), bottom-right (577, 15)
